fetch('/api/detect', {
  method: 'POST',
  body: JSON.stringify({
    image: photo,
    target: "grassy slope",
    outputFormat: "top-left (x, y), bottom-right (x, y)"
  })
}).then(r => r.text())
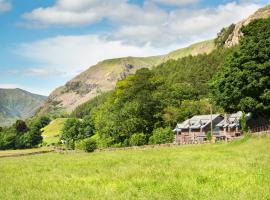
top-left (41, 118), bottom-right (67, 144)
top-left (0, 135), bottom-right (269, 200)
top-left (164, 40), bottom-right (215, 61)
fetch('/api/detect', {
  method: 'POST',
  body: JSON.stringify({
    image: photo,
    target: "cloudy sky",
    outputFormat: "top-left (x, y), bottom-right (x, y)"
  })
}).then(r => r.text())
top-left (0, 0), bottom-right (269, 95)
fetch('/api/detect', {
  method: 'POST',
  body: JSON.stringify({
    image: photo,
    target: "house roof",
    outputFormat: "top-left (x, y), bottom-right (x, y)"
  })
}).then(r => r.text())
top-left (216, 111), bottom-right (243, 128)
top-left (174, 114), bottom-right (221, 132)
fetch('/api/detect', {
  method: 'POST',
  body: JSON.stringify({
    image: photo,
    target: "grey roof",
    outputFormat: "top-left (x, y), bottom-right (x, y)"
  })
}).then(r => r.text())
top-left (216, 111), bottom-right (244, 128)
top-left (174, 114), bottom-right (221, 131)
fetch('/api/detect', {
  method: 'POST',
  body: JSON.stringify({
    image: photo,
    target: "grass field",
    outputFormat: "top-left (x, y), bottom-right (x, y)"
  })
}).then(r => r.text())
top-left (0, 135), bottom-right (269, 200)
top-left (41, 118), bottom-right (67, 144)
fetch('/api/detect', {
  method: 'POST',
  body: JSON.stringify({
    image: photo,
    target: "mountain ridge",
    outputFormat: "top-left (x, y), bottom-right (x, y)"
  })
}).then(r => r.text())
top-left (38, 40), bottom-right (215, 115)
top-left (0, 88), bottom-right (47, 126)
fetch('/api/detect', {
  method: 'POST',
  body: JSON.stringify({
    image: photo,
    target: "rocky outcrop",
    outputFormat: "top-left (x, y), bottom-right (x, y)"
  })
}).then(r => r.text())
top-left (225, 5), bottom-right (270, 48)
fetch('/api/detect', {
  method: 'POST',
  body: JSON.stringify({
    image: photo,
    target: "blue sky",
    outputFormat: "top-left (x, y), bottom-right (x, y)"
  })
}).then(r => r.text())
top-left (0, 0), bottom-right (269, 95)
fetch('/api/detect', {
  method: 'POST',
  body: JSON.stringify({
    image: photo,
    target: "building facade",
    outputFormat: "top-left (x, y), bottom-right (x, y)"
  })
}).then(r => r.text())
top-left (173, 112), bottom-right (247, 143)
top-left (173, 114), bottom-right (223, 143)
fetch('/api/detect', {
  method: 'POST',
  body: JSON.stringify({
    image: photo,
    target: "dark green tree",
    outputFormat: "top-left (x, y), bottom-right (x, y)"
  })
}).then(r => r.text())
top-left (15, 120), bottom-right (28, 135)
top-left (211, 18), bottom-right (270, 115)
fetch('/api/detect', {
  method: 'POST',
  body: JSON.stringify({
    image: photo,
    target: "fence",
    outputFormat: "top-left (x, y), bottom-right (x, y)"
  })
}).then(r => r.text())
top-left (94, 141), bottom-right (212, 152)
top-left (250, 125), bottom-right (270, 134)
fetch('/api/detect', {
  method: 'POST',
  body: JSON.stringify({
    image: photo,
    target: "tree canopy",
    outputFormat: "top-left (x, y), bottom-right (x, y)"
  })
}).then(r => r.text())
top-left (211, 18), bottom-right (270, 116)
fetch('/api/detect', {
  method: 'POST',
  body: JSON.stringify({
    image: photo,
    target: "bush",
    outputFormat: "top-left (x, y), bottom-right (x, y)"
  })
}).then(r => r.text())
top-left (240, 112), bottom-right (248, 133)
top-left (129, 133), bottom-right (146, 146)
top-left (76, 138), bottom-right (97, 152)
top-left (206, 131), bottom-right (212, 141)
top-left (149, 127), bottom-right (174, 145)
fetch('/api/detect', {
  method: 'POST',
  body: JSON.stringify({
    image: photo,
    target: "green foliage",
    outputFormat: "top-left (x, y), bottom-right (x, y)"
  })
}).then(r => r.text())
top-left (70, 47), bottom-right (230, 147)
top-left (129, 133), bottom-right (146, 146)
top-left (0, 128), bottom-right (16, 150)
top-left (71, 92), bottom-right (111, 118)
top-left (15, 120), bottom-right (28, 135)
top-left (240, 112), bottom-right (248, 133)
top-left (76, 138), bottom-right (97, 152)
top-left (61, 117), bottom-right (95, 149)
top-left (149, 127), bottom-right (174, 144)
top-left (61, 118), bottom-right (82, 149)
top-left (93, 68), bottom-right (163, 146)
top-left (206, 131), bottom-right (212, 141)
top-left (211, 18), bottom-right (270, 115)
top-left (0, 117), bottom-right (49, 150)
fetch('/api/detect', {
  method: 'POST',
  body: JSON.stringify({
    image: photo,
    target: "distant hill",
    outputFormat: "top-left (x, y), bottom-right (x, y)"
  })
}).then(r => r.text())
top-left (0, 88), bottom-right (47, 126)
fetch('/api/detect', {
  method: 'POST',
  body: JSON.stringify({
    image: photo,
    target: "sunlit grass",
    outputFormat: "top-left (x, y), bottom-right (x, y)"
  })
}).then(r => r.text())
top-left (0, 135), bottom-right (269, 200)
top-left (41, 118), bottom-right (67, 144)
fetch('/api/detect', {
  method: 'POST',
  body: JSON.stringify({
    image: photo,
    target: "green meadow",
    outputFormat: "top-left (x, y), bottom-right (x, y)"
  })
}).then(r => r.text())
top-left (0, 135), bottom-right (269, 200)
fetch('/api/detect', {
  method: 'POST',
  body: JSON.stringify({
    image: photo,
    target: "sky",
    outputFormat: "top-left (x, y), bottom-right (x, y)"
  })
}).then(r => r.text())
top-left (0, 0), bottom-right (269, 95)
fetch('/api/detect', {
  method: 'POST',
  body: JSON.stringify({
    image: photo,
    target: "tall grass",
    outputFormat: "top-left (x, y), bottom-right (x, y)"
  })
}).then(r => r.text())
top-left (0, 135), bottom-right (269, 200)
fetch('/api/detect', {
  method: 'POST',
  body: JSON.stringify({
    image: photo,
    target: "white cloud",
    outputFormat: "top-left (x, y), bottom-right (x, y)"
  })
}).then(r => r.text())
top-left (16, 35), bottom-right (171, 76)
top-left (16, 1), bottom-right (263, 80)
top-left (23, 0), bottom-right (167, 27)
top-left (0, 0), bottom-right (11, 13)
top-left (150, 0), bottom-right (200, 6)
top-left (22, 1), bottom-right (262, 47)
top-left (112, 2), bottom-right (261, 47)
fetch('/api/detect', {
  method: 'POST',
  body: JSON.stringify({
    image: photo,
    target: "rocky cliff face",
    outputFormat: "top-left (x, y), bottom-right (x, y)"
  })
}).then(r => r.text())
top-left (225, 5), bottom-right (270, 48)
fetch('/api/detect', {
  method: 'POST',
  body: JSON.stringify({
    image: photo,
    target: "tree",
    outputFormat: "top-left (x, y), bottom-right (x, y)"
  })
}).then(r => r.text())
top-left (211, 18), bottom-right (270, 115)
top-left (61, 117), bottom-right (94, 149)
top-left (0, 128), bottom-right (16, 150)
top-left (61, 118), bottom-right (82, 149)
top-left (76, 138), bottom-right (97, 152)
top-left (240, 112), bottom-right (248, 133)
top-left (15, 120), bottom-right (28, 135)
top-left (149, 127), bottom-right (174, 145)
top-left (129, 133), bottom-right (146, 146)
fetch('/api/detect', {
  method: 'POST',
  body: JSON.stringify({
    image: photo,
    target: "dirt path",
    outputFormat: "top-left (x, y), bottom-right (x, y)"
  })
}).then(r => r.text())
top-left (0, 149), bottom-right (54, 158)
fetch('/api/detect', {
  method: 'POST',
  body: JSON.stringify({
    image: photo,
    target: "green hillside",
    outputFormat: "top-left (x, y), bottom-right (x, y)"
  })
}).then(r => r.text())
top-left (42, 118), bottom-right (67, 145)
top-left (0, 135), bottom-right (269, 199)
top-left (164, 40), bottom-right (215, 61)
top-left (0, 88), bottom-right (47, 126)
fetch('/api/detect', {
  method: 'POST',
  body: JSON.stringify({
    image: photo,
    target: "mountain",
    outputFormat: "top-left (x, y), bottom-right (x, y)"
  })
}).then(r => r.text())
top-left (37, 40), bottom-right (215, 115)
top-left (0, 88), bottom-right (47, 126)
top-left (38, 4), bottom-right (270, 116)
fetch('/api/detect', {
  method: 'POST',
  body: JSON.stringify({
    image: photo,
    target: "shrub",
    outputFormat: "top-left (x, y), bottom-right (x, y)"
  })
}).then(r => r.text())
top-left (129, 133), bottom-right (146, 146)
top-left (149, 127), bottom-right (174, 145)
top-left (206, 131), bottom-right (212, 141)
top-left (240, 112), bottom-right (248, 133)
top-left (76, 138), bottom-right (97, 152)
